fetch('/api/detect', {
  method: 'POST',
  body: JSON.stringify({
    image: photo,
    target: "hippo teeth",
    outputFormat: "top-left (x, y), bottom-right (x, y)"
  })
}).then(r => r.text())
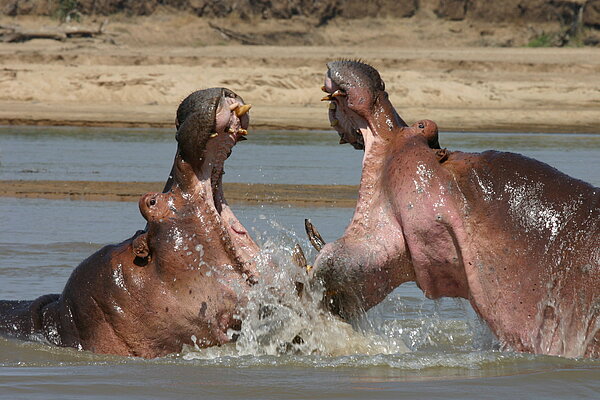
top-left (234, 104), bottom-right (252, 117)
top-left (304, 219), bottom-right (326, 252)
top-left (332, 90), bottom-right (346, 97)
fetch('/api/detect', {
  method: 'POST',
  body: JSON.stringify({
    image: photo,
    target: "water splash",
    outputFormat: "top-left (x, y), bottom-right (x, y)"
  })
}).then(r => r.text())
top-left (182, 220), bottom-right (409, 360)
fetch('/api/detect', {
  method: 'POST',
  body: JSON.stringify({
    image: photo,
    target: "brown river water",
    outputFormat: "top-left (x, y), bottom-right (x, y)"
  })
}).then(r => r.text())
top-left (0, 127), bottom-right (599, 399)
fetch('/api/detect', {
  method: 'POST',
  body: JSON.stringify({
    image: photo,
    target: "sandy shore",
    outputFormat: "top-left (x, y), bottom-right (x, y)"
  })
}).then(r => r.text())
top-left (0, 14), bottom-right (599, 133)
top-left (0, 180), bottom-right (359, 207)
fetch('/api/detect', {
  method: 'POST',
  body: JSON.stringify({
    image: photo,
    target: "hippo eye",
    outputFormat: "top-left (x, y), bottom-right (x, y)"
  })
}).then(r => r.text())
top-left (149, 199), bottom-right (156, 206)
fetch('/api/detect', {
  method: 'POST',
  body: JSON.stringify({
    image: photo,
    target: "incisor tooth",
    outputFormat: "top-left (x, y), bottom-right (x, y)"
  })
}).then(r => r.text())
top-left (228, 127), bottom-right (235, 133)
top-left (235, 104), bottom-right (252, 117)
top-left (321, 85), bottom-right (327, 92)
top-left (238, 128), bottom-right (248, 135)
top-left (321, 95), bottom-right (332, 101)
top-left (332, 90), bottom-right (346, 97)
top-left (210, 133), bottom-right (219, 138)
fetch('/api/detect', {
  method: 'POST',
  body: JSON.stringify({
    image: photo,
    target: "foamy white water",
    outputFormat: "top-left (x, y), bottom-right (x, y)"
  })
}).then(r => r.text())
top-left (183, 221), bottom-right (410, 360)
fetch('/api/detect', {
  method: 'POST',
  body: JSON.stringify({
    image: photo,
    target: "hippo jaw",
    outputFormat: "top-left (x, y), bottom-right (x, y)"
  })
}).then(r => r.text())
top-left (169, 89), bottom-right (257, 266)
top-left (137, 188), bottom-right (255, 348)
top-left (117, 135), bottom-right (259, 352)
top-left (311, 62), bottom-right (426, 319)
top-left (125, 89), bottom-right (260, 353)
top-left (156, 89), bottom-right (260, 282)
top-left (322, 60), bottom-right (407, 152)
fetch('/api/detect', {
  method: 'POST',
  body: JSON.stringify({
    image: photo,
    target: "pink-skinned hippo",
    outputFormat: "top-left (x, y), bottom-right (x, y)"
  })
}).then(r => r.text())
top-left (0, 88), bottom-right (260, 357)
top-left (307, 60), bottom-right (600, 358)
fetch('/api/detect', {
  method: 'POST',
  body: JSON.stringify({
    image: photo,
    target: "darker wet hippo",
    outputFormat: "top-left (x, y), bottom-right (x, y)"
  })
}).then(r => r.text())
top-left (308, 60), bottom-right (599, 358)
top-left (0, 88), bottom-right (260, 357)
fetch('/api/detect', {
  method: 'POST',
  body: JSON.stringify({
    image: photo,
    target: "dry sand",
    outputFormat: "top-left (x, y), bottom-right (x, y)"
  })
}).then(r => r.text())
top-left (0, 14), bottom-right (599, 133)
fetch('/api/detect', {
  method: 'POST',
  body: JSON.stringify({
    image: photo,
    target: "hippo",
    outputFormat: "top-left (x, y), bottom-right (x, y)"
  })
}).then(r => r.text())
top-left (0, 88), bottom-right (260, 357)
top-left (307, 60), bottom-right (600, 358)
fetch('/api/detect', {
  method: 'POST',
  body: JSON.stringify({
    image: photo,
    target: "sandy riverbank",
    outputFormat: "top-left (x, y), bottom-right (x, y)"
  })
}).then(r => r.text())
top-left (0, 180), bottom-right (359, 207)
top-left (0, 14), bottom-right (599, 133)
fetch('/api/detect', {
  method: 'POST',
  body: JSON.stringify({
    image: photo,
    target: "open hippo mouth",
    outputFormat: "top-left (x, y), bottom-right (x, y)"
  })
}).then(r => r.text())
top-left (321, 60), bottom-right (407, 151)
top-left (131, 88), bottom-right (263, 350)
top-left (170, 88), bottom-right (255, 241)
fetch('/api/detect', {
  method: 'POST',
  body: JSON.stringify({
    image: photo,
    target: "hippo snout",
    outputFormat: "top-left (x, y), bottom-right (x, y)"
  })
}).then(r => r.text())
top-left (312, 237), bottom-right (414, 319)
top-left (312, 242), bottom-right (366, 319)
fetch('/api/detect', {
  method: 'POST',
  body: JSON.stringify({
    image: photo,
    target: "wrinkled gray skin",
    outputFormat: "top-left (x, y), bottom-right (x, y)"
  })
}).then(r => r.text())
top-left (311, 60), bottom-right (600, 358)
top-left (0, 88), bottom-right (260, 357)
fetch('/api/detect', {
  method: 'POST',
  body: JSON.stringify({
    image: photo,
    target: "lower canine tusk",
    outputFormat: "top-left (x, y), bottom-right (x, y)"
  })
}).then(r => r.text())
top-left (305, 219), bottom-right (326, 252)
top-left (292, 243), bottom-right (308, 270)
top-left (235, 104), bottom-right (252, 117)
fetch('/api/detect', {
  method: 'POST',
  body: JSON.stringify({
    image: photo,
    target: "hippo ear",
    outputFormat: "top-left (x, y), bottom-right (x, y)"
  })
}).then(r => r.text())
top-left (132, 231), bottom-right (150, 263)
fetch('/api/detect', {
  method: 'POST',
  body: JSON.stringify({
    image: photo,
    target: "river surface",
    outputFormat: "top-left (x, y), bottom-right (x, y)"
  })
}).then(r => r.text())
top-left (1, 125), bottom-right (599, 186)
top-left (0, 126), bottom-right (599, 399)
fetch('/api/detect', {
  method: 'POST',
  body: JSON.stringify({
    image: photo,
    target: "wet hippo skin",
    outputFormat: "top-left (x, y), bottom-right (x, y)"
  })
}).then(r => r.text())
top-left (309, 61), bottom-right (599, 358)
top-left (0, 88), bottom-right (260, 357)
